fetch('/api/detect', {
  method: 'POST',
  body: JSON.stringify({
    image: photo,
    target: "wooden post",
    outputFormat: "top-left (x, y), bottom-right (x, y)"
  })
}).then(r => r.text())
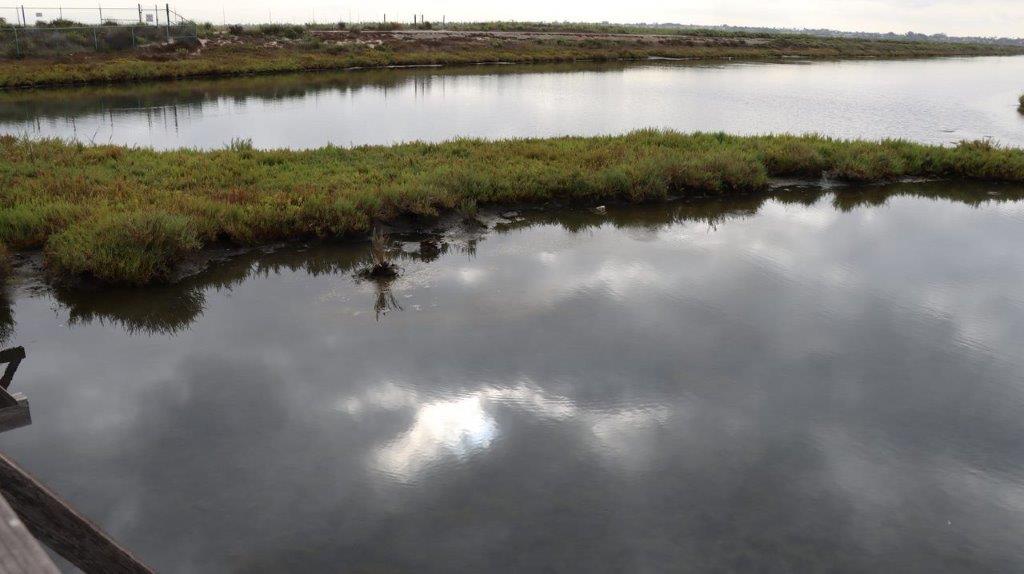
top-left (0, 493), bottom-right (59, 574)
top-left (10, 26), bottom-right (19, 58)
top-left (137, 4), bottom-right (142, 23)
top-left (20, 5), bottom-right (26, 26)
top-left (0, 453), bottom-right (154, 574)
top-left (0, 347), bottom-right (26, 391)
top-left (164, 3), bottom-right (169, 41)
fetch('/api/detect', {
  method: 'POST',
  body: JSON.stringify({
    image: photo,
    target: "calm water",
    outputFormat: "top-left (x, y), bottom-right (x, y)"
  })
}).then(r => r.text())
top-left (2, 57), bottom-right (1024, 149)
top-left (2, 184), bottom-right (1024, 572)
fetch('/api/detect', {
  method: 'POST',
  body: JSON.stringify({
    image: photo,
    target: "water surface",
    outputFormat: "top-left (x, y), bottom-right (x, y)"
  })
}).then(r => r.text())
top-left (2, 184), bottom-right (1024, 572)
top-left (2, 57), bottom-right (1024, 149)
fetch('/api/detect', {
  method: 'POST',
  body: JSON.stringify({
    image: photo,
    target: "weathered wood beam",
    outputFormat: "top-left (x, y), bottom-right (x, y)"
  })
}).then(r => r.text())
top-left (0, 394), bottom-right (31, 434)
top-left (0, 453), bottom-right (154, 574)
top-left (0, 388), bottom-right (18, 410)
top-left (0, 491), bottom-right (59, 574)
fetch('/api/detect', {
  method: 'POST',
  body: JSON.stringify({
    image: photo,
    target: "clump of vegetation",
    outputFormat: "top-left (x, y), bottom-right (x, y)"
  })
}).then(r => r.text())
top-left (228, 24), bottom-right (244, 35)
top-left (42, 211), bottom-right (201, 285)
top-left (1019, 93), bottom-right (1024, 114)
top-left (3, 132), bottom-right (1024, 284)
top-left (253, 24), bottom-right (306, 39)
top-left (359, 224), bottom-right (399, 279)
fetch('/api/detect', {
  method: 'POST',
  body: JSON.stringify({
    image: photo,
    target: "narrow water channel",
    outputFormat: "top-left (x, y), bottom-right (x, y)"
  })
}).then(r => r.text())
top-left (2, 56), bottom-right (1024, 149)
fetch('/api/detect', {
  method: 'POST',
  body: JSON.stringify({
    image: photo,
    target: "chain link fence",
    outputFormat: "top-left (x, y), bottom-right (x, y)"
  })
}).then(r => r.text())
top-left (1, 4), bottom-right (196, 56)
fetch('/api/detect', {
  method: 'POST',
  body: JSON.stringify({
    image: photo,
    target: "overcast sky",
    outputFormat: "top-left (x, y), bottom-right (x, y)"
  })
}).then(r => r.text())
top-left (17, 1), bottom-right (1024, 38)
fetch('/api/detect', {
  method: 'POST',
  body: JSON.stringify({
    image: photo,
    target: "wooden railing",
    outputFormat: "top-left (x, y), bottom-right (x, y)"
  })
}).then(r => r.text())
top-left (0, 347), bottom-right (154, 573)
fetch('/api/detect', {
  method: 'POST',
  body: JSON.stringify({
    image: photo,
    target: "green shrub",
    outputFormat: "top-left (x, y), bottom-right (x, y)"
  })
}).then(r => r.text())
top-left (44, 211), bottom-right (201, 285)
top-left (254, 24), bottom-right (305, 39)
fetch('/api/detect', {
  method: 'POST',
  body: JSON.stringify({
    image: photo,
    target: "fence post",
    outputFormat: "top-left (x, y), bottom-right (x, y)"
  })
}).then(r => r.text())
top-left (154, 4), bottom-right (158, 26)
top-left (12, 26), bottom-right (20, 57)
top-left (164, 3), bottom-right (170, 41)
top-left (21, 5), bottom-right (26, 26)
top-left (98, 5), bottom-right (102, 23)
top-left (131, 25), bottom-right (135, 47)
top-left (92, 26), bottom-right (98, 50)
top-left (138, 4), bottom-right (142, 23)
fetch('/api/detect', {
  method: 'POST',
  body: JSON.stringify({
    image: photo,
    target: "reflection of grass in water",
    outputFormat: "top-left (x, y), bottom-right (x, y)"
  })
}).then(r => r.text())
top-left (1019, 94), bottom-right (1024, 114)
top-left (372, 280), bottom-right (404, 322)
top-left (49, 241), bottom-right (376, 335)
top-left (32, 181), bottom-right (1024, 334)
top-left (0, 290), bottom-right (13, 345)
top-left (56, 285), bottom-right (206, 336)
top-left (0, 62), bottom-right (637, 123)
top-left (0, 245), bottom-right (12, 344)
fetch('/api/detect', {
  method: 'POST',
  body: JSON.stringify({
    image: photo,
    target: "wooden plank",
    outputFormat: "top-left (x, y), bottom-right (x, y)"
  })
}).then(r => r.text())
top-left (0, 453), bottom-right (153, 574)
top-left (0, 395), bottom-right (31, 434)
top-left (0, 492), bottom-right (59, 574)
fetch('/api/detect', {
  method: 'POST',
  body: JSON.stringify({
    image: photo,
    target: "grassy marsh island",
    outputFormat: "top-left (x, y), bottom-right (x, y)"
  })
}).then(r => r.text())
top-left (3, 23), bottom-right (1024, 89)
top-left (2, 132), bottom-right (1024, 285)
